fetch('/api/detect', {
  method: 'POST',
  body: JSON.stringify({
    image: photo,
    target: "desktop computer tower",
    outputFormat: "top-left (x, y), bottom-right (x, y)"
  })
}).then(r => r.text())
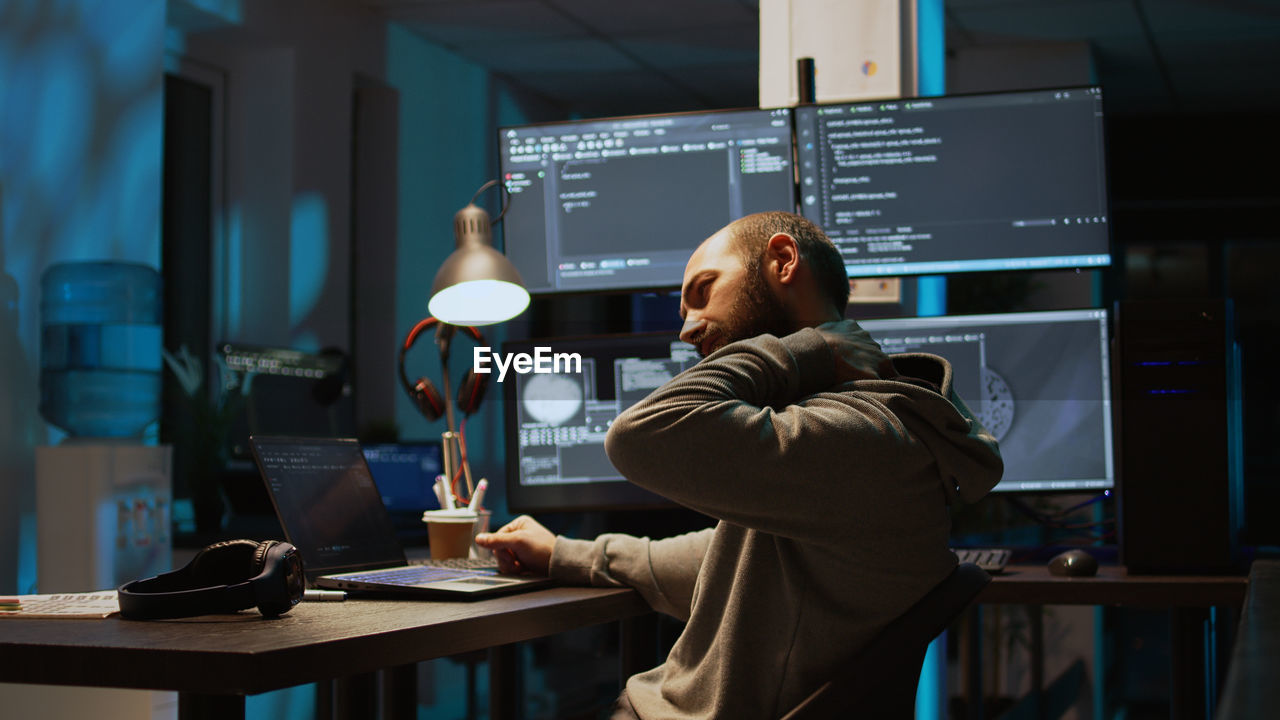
top-left (1114, 298), bottom-right (1243, 574)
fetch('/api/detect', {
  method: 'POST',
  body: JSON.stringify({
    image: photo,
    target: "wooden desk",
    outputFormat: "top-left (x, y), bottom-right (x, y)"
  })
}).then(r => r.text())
top-left (0, 586), bottom-right (651, 720)
top-left (967, 564), bottom-right (1248, 720)
top-left (982, 563), bottom-right (1247, 607)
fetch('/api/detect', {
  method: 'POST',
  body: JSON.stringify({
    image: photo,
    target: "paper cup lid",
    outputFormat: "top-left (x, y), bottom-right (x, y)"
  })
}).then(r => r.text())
top-left (422, 509), bottom-right (479, 523)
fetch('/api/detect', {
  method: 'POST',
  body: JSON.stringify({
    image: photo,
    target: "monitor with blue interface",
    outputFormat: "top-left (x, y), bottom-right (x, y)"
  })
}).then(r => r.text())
top-left (794, 86), bottom-right (1111, 276)
top-left (362, 442), bottom-right (442, 543)
top-left (499, 107), bottom-right (796, 295)
top-left (503, 333), bottom-right (695, 512)
top-left (858, 308), bottom-right (1114, 493)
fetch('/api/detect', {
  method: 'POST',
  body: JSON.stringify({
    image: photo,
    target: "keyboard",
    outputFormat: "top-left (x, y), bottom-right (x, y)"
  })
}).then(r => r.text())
top-left (337, 562), bottom-right (499, 586)
top-left (419, 557), bottom-right (499, 571)
top-left (952, 548), bottom-right (1011, 574)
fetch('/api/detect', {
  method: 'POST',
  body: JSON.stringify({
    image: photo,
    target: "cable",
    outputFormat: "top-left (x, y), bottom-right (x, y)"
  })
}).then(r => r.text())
top-left (1003, 493), bottom-right (1113, 530)
top-left (469, 179), bottom-right (511, 225)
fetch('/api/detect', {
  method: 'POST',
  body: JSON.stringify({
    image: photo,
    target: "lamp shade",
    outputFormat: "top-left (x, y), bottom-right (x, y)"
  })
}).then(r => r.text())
top-left (428, 202), bottom-right (530, 326)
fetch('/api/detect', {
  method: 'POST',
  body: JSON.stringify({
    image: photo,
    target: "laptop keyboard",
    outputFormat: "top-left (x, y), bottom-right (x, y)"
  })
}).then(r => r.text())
top-left (339, 563), bottom-right (497, 586)
top-left (417, 557), bottom-right (500, 571)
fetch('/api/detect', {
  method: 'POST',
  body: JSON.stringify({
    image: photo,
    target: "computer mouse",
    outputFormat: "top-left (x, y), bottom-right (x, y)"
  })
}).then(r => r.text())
top-left (1048, 549), bottom-right (1098, 577)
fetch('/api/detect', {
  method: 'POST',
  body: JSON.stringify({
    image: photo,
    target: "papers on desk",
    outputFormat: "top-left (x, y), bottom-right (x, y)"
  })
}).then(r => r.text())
top-left (0, 592), bottom-right (120, 618)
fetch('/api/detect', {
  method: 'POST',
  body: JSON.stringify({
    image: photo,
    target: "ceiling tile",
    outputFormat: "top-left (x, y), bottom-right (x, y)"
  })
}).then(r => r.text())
top-left (480, 37), bottom-right (643, 73)
top-left (950, 0), bottom-right (1143, 43)
top-left (668, 62), bottom-right (759, 109)
top-left (551, 0), bottom-right (757, 36)
top-left (1154, 28), bottom-right (1280, 68)
top-left (384, 0), bottom-right (583, 49)
top-left (1139, 0), bottom-right (1280, 34)
top-left (362, 0), bottom-right (1280, 116)
top-left (616, 24), bottom-right (758, 70)
top-left (507, 68), bottom-right (712, 116)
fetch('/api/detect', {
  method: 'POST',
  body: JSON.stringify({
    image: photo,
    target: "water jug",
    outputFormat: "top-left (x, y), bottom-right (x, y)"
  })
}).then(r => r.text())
top-left (40, 261), bottom-right (162, 438)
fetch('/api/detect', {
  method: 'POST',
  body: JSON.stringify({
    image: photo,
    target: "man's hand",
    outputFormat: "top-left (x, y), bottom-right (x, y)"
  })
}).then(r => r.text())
top-left (814, 319), bottom-right (897, 384)
top-left (474, 515), bottom-right (556, 576)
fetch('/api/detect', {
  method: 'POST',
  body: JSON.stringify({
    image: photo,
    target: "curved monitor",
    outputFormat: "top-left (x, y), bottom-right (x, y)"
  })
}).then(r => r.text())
top-left (795, 86), bottom-right (1112, 276)
top-left (499, 108), bottom-right (796, 295)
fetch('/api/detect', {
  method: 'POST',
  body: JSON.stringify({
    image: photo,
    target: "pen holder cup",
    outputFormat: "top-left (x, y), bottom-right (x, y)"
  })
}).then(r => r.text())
top-left (469, 510), bottom-right (492, 561)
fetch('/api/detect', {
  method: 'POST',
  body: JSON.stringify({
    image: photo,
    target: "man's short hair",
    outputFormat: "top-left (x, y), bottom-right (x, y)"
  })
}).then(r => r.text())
top-left (728, 211), bottom-right (849, 316)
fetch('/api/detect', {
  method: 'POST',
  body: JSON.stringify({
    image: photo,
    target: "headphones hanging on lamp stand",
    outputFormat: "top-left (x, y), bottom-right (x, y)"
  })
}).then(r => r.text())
top-left (397, 317), bottom-right (489, 423)
top-left (397, 317), bottom-right (489, 496)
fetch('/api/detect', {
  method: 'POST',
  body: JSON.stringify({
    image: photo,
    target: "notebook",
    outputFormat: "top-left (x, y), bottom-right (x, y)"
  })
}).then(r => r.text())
top-left (250, 435), bottom-right (553, 599)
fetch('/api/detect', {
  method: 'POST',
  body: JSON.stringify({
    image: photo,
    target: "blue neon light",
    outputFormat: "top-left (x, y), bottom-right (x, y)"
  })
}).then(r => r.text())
top-left (914, 0), bottom-right (949, 713)
top-left (917, 0), bottom-right (945, 98)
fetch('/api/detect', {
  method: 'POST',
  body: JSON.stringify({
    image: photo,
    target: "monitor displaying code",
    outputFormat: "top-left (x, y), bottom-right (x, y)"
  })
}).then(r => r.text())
top-left (795, 87), bottom-right (1111, 276)
top-left (500, 108), bottom-right (796, 294)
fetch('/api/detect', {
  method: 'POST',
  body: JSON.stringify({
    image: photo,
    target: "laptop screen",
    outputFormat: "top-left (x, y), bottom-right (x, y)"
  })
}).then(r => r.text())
top-left (251, 436), bottom-right (408, 579)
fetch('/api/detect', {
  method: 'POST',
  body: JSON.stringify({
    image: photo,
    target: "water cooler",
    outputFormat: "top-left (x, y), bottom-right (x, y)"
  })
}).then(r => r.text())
top-left (9, 261), bottom-right (177, 719)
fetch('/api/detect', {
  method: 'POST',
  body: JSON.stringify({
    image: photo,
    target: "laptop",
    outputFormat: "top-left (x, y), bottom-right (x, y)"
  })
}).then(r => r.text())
top-left (250, 435), bottom-right (554, 599)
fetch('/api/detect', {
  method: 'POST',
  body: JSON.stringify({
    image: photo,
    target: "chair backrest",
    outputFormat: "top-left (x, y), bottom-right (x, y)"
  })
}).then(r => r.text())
top-left (780, 562), bottom-right (991, 719)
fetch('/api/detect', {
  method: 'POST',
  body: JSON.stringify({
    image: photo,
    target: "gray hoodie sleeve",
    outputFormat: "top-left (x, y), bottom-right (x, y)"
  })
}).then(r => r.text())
top-left (549, 529), bottom-right (712, 620)
top-left (603, 326), bottom-right (1002, 544)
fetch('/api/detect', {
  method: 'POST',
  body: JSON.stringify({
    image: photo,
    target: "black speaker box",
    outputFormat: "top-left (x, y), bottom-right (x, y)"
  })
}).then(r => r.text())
top-left (1115, 298), bottom-right (1243, 575)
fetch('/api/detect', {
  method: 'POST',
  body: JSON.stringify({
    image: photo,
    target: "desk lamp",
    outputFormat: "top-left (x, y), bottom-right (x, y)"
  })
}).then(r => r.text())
top-left (428, 180), bottom-right (529, 326)
top-left (423, 181), bottom-right (529, 497)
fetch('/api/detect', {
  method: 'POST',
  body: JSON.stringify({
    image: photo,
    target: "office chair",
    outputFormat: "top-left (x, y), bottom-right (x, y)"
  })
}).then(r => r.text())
top-left (780, 562), bottom-right (991, 720)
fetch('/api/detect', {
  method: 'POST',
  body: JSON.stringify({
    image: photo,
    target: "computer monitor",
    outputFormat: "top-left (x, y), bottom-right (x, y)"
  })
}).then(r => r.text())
top-left (362, 442), bottom-right (443, 544)
top-left (504, 308), bottom-right (1113, 509)
top-left (858, 308), bottom-right (1114, 493)
top-left (499, 107), bottom-right (796, 295)
top-left (795, 86), bottom-right (1112, 276)
top-left (503, 332), bottom-right (696, 512)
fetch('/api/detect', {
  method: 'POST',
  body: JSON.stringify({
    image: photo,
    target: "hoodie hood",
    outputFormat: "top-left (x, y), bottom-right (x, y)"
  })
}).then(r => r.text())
top-left (867, 352), bottom-right (1004, 504)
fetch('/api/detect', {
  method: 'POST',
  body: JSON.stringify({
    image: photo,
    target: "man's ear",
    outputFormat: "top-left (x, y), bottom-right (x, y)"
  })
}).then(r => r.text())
top-left (765, 232), bottom-right (800, 284)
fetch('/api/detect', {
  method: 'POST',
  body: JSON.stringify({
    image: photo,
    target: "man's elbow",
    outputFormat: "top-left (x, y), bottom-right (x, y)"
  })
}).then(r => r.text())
top-left (603, 419), bottom-right (634, 477)
top-left (604, 412), bottom-right (654, 483)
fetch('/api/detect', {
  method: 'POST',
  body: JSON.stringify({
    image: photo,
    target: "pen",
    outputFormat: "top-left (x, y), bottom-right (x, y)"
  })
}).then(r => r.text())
top-left (302, 589), bottom-right (347, 602)
top-left (440, 475), bottom-right (457, 510)
top-left (432, 476), bottom-right (447, 509)
top-left (469, 478), bottom-right (488, 513)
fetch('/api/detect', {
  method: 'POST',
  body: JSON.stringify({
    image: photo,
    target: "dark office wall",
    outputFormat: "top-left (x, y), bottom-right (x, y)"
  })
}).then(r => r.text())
top-left (0, 0), bottom-right (164, 595)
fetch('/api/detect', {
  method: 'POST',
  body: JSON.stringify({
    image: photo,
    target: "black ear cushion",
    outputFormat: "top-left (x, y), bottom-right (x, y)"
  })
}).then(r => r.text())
top-left (413, 378), bottom-right (445, 421)
top-left (456, 369), bottom-right (488, 415)
top-left (252, 540), bottom-right (278, 574)
top-left (189, 539), bottom-right (265, 587)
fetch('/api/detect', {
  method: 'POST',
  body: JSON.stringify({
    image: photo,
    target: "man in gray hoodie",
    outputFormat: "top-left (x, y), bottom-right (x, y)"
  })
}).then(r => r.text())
top-left (476, 211), bottom-right (1003, 719)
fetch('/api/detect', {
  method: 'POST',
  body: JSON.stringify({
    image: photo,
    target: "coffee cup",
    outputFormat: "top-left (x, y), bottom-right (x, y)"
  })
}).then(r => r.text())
top-left (422, 509), bottom-right (479, 560)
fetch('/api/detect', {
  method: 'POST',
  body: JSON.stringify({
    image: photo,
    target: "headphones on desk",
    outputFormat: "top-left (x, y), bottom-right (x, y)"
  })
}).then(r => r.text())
top-left (117, 539), bottom-right (305, 620)
top-left (397, 317), bottom-right (490, 422)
